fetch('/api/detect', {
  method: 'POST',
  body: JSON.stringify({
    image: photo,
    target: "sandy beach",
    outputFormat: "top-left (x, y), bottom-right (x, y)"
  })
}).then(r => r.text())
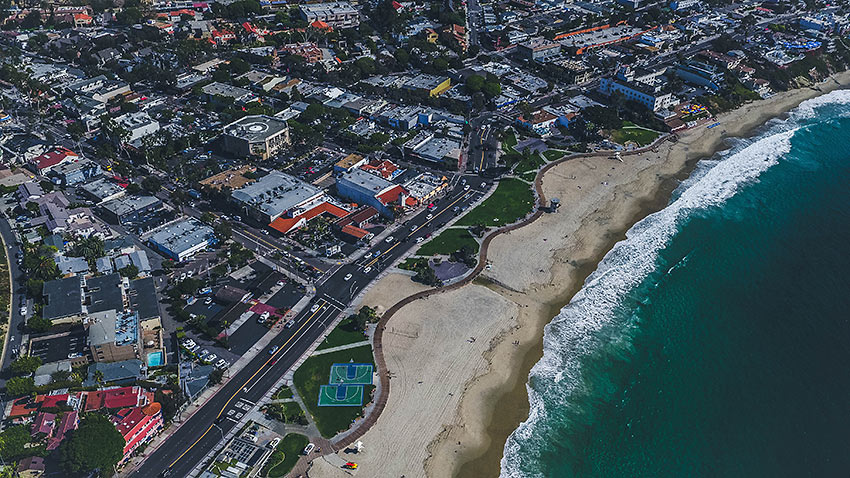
top-left (310, 71), bottom-right (850, 478)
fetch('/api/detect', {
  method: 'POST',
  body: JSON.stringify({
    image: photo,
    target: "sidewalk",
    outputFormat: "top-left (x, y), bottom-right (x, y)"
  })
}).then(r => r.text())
top-left (309, 341), bottom-right (370, 356)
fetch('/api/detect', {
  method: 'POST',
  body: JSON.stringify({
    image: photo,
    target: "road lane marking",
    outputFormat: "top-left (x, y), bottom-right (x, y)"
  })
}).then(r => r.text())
top-left (166, 300), bottom-right (330, 470)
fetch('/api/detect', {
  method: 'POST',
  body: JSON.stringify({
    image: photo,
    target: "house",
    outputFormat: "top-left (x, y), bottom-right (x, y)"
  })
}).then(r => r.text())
top-left (30, 147), bottom-right (79, 175)
top-left (17, 456), bottom-right (45, 478)
top-left (333, 153), bottom-right (368, 174)
top-left (112, 402), bottom-right (163, 463)
top-left (46, 411), bottom-right (78, 451)
top-left (280, 42), bottom-right (323, 63)
top-left (49, 158), bottom-right (102, 186)
top-left (299, 2), bottom-right (359, 28)
top-left (515, 109), bottom-right (558, 136)
top-left (518, 38), bottom-right (561, 62)
top-left (441, 24), bottom-right (467, 52)
top-left (83, 386), bottom-right (151, 412)
top-left (42, 276), bottom-right (83, 324)
top-left (85, 360), bottom-right (145, 385)
top-left (31, 412), bottom-right (56, 439)
top-left (99, 195), bottom-right (162, 225)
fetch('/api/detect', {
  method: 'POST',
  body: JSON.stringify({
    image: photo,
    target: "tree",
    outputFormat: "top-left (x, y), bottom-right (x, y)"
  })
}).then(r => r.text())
top-left (126, 183), bottom-right (142, 195)
top-left (142, 175), bottom-right (162, 193)
top-left (10, 355), bottom-right (42, 376)
top-left (214, 221), bottom-right (232, 240)
top-left (60, 414), bottom-right (125, 475)
top-left (466, 74), bottom-right (485, 93)
top-left (5, 376), bottom-right (34, 397)
top-left (119, 264), bottom-right (139, 279)
top-left (0, 426), bottom-right (34, 460)
top-left (482, 81), bottom-right (501, 99)
top-left (209, 368), bottom-right (224, 385)
top-left (71, 236), bottom-right (105, 268)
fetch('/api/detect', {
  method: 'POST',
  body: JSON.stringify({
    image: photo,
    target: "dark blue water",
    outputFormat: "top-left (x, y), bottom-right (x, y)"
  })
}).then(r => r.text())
top-left (503, 91), bottom-right (850, 477)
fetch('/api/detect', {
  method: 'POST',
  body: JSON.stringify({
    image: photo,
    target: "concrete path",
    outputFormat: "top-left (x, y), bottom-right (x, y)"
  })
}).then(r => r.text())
top-left (310, 341), bottom-right (370, 356)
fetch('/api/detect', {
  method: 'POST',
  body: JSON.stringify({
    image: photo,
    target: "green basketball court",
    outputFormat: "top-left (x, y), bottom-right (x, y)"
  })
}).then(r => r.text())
top-left (329, 363), bottom-right (373, 386)
top-left (318, 384), bottom-right (364, 407)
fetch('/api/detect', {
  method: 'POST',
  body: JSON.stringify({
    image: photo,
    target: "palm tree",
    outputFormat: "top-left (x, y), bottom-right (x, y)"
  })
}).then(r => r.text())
top-left (94, 370), bottom-right (104, 387)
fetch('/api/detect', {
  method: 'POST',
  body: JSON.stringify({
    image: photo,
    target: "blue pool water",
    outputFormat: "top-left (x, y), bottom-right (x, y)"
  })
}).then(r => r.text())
top-left (147, 351), bottom-right (163, 367)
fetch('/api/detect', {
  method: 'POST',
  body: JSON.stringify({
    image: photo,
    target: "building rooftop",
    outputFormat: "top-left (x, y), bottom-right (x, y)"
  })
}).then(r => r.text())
top-left (339, 167), bottom-right (395, 195)
top-left (43, 276), bottom-right (83, 320)
top-left (145, 217), bottom-right (215, 258)
top-left (223, 115), bottom-right (289, 143)
top-left (231, 171), bottom-right (323, 220)
top-left (199, 165), bottom-right (257, 191)
top-left (202, 81), bottom-right (254, 100)
top-left (80, 177), bottom-right (124, 201)
top-left (101, 195), bottom-right (161, 218)
top-left (129, 278), bottom-right (160, 321)
top-left (86, 273), bottom-right (124, 314)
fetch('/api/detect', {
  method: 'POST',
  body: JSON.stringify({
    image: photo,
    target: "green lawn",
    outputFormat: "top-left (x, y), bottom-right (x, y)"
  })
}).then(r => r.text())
top-left (520, 171), bottom-right (537, 182)
top-left (273, 385), bottom-right (293, 400)
top-left (416, 228), bottom-right (479, 256)
top-left (456, 179), bottom-right (536, 227)
top-left (513, 153), bottom-right (545, 175)
top-left (543, 149), bottom-right (566, 161)
top-left (292, 345), bottom-right (375, 438)
top-left (316, 316), bottom-right (368, 351)
top-left (502, 130), bottom-right (517, 153)
top-left (265, 433), bottom-right (309, 478)
top-left (610, 126), bottom-right (660, 146)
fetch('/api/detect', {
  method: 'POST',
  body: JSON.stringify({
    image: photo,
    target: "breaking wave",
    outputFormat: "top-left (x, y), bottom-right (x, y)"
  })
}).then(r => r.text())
top-left (499, 89), bottom-right (850, 477)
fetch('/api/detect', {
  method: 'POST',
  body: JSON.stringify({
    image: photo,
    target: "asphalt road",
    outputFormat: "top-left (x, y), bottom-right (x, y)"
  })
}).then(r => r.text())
top-left (0, 214), bottom-right (26, 384)
top-left (133, 177), bottom-right (491, 478)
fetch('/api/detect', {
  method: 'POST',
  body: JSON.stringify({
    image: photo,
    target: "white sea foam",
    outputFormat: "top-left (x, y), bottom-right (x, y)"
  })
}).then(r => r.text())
top-left (792, 88), bottom-right (850, 120)
top-left (500, 125), bottom-right (800, 478)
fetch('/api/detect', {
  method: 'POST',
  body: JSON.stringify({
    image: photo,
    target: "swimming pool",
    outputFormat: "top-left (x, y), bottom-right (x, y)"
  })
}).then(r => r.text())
top-left (147, 351), bottom-right (164, 367)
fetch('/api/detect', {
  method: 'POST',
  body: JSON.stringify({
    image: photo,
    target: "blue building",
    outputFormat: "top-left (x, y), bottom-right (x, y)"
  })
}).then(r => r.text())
top-left (675, 60), bottom-right (725, 92)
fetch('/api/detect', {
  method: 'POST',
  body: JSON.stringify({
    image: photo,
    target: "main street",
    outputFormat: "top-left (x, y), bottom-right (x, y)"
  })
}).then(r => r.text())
top-left (133, 177), bottom-right (492, 477)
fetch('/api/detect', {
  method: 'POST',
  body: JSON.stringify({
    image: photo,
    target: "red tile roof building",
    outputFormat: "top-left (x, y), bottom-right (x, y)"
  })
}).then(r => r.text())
top-left (31, 147), bottom-right (79, 173)
top-left (111, 402), bottom-right (163, 462)
top-left (84, 386), bottom-right (151, 412)
top-left (47, 411), bottom-right (79, 451)
top-left (269, 201), bottom-right (348, 234)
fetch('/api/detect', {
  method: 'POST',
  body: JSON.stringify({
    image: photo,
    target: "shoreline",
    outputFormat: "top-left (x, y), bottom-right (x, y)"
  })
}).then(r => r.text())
top-left (306, 71), bottom-right (850, 478)
top-left (448, 72), bottom-right (850, 478)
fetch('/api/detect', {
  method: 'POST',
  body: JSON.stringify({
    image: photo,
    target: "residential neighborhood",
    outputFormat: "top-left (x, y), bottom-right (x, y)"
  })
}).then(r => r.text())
top-left (0, 0), bottom-right (848, 475)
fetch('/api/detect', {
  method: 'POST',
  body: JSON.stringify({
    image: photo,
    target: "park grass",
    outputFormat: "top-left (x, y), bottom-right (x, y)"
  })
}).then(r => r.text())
top-left (399, 257), bottom-right (428, 270)
top-left (513, 153), bottom-right (546, 175)
top-left (456, 178), bottom-right (535, 227)
top-left (610, 125), bottom-right (660, 146)
top-left (542, 149), bottom-right (566, 161)
top-left (316, 316), bottom-right (368, 351)
top-left (273, 385), bottom-right (293, 400)
top-left (502, 130), bottom-right (517, 153)
top-left (293, 345), bottom-right (375, 438)
top-left (264, 433), bottom-right (309, 478)
top-left (416, 228), bottom-right (479, 256)
top-left (520, 171), bottom-right (537, 182)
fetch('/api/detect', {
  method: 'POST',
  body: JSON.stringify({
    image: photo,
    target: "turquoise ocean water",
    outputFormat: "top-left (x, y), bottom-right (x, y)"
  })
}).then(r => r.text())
top-left (501, 90), bottom-right (850, 477)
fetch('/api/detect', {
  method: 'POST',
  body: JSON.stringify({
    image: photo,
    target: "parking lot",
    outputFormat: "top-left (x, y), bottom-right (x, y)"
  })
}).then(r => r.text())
top-left (29, 326), bottom-right (88, 363)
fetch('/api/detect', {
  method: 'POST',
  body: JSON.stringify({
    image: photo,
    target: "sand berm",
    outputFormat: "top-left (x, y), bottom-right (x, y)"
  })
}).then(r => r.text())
top-left (309, 71), bottom-right (850, 478)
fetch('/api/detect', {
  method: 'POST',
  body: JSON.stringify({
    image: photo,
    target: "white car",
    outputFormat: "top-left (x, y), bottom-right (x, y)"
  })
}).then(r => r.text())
top-left (259, 311), bottom-right (271, 322)
top-left (426, 214), bottom-right (433, 220)
top-left (344, 273), bottom-right (353, 281)
top-left (204, 297), bottom-right (213, 305)
top-left (363, 266), bottom-right (372, 274)
top-left (215, 359), bottom-right (228, 369)
top-left (464, 184), bottom-right (470, 191)
top-left (385, 235), bottom-right (394, 243)
top-left (205, 353), bottom-right (217, 363)
top-left (311, 304), bottom-right (320, 313)
top-left (303, 443), bottom-right (316, 455)
top-left (364, 252), bottom-right (373, 259)
top-left (410, 225), bottom-right (417, 231)
top-left (415, 237), bottom-right (424, 244)
top-left (19, 306), bottom-right (26, 316)
top-left (199, 349), bottom-right (210, 360)
top-left (268, 437), bottom-right (281, 449)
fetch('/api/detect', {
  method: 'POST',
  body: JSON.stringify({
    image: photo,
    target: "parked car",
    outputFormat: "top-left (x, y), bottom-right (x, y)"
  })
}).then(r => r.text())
top-left (303, 443), bottom-right (316, 455)
top-left (285, 319), bottom-right (296, 328)
top-left (204, 297), bottom-right (213, 305)
top-left (204, 354), bottom-right (217, 364)
top-left (215, 359), bottom-right (228, 369)
top-left (268, 437), bottom-right (281, 449)
top-left (415, 237), bottom-right (424, 244)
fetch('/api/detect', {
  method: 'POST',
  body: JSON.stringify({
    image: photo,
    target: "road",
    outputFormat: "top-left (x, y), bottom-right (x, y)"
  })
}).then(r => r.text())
top-left (0, 213), bottom-right (27, 385)
top-left (132, 178), bottom-right (491, 478)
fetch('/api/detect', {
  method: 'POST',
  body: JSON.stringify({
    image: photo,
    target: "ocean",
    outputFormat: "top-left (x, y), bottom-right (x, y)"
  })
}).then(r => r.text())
top-left (501, 90), bottom-right (850, 477)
